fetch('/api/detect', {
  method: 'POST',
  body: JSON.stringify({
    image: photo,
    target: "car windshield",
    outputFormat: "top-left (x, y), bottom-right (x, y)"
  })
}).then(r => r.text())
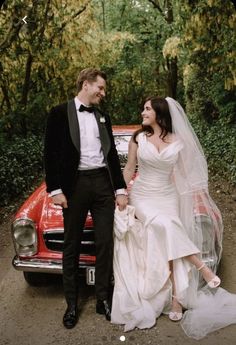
top-left (114, 134), bottom-right (131, 167)
top-left (115, 134), bottom-right (130, 153)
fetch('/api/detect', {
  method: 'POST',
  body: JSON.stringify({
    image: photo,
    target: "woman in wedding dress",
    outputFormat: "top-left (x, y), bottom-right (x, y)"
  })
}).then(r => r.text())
top-left (111, 96), bottom-right (236, 339)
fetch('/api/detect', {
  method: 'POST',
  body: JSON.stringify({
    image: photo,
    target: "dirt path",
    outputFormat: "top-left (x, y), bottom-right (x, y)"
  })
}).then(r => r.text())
top-left (209, 180), bottom-right (236, 292)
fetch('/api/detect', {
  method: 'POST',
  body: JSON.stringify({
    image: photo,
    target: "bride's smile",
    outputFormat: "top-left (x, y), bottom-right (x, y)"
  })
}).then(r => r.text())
top-left (141, 100), bottom-right (157, 127)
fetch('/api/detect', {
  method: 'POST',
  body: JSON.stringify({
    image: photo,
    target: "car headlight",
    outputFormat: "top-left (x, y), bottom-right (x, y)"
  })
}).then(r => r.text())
top-left (12, 218), bottom-right (37, 256)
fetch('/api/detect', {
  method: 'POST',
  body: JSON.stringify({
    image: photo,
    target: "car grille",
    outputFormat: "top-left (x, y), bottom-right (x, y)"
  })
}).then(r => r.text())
top-left (43, 229), bottom-right (95, 255)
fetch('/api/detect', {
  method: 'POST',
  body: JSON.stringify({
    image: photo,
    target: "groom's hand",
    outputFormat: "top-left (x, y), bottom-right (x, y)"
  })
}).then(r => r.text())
top-left (52, 193), bottom-right (68, 208)
top-left (116, 194), bottom-right (128, 211)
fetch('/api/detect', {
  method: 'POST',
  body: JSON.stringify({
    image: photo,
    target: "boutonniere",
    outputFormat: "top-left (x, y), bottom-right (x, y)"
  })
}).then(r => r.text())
top-left (100, 116), bottom-right (106, 123)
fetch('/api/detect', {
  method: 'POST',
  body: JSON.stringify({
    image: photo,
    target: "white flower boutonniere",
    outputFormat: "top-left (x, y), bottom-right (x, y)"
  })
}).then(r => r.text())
top-left (100, 116), bottom-right (106, 123)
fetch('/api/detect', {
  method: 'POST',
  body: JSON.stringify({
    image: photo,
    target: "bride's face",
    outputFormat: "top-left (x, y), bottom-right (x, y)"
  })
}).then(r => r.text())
top-left (141, 101), bottom-right (157, 127)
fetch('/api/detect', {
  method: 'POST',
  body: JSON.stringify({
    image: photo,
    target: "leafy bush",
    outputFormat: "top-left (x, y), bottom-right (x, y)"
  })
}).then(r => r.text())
top-left (190, 118), bottom-right (236, 186)
top-left (183, 58), bottom-right (236, 186)
top-left (0, 135), bottom-right (43, 206)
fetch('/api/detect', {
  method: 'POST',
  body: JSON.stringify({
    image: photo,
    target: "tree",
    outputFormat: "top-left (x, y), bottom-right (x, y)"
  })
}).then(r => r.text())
top-left (147, 0), bottom-right (179, 98)
top-left (178, 0), bottom-right (236, 124)
top-left (0, 0), bottom-right (133, 137)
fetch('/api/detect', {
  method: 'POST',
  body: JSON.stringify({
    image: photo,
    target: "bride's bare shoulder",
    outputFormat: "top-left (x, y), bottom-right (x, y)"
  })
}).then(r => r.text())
top-left (132, 131), bottom-right (145, 143)
top-left (167, 133), bottom-right (177, 143)
top-left (169, 133), bottom-right (183, 144)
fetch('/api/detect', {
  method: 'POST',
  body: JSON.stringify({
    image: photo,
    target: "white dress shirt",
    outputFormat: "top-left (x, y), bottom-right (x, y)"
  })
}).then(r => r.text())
top-left (74, 97), bottom-right (106, 170)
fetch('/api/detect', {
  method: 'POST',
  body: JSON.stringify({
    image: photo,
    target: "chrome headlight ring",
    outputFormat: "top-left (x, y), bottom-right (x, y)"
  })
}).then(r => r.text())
top-left (12, 218), bottom-right (37, 256)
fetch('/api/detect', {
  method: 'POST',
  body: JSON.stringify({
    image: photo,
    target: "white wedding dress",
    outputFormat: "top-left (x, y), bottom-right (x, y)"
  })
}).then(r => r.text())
top-left (111, 132), bottom-right (236, 338)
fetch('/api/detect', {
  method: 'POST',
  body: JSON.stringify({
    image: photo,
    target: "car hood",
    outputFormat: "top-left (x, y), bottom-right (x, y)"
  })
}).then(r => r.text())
top-left (14, 183), bottom-right (64, 231)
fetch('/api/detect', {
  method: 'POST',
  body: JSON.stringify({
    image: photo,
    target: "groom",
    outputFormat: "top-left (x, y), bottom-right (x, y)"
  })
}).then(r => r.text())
top-left (44, 68), bottom-right (128, 328)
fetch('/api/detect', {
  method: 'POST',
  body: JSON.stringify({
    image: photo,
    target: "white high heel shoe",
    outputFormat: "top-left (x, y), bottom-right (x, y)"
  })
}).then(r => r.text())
top-left (169, 296), bottom-right (183, 322)
top-left (197, 263), bottom-right (221, 288)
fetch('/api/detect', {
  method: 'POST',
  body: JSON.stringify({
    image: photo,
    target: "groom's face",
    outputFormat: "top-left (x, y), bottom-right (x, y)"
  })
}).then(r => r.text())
top-left (84, 76), bottom-right (106, 105)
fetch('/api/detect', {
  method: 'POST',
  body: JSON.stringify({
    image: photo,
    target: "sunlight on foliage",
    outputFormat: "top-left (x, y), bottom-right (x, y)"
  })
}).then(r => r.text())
top-left (162, 36), bottom-right (181, 59)
top-left (0, 0), bottom-right (235, 198)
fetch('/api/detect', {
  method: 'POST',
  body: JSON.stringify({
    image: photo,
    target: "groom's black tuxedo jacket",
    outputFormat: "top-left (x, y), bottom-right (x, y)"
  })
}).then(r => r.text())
top-left (44, 99), bottom-right (126, 198)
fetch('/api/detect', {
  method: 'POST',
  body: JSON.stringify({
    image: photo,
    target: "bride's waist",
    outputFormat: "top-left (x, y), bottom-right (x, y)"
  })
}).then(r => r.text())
top-left (133, 176), bottom-right (174, 190)
top-left (137, 174), bottom-right (172, 185)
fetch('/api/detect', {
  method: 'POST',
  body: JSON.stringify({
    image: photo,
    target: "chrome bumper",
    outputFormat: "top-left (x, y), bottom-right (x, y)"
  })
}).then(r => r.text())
top-left (12, 256), bottom-right (63, 274)
top-left (12, 256), bottom-right (92, 274)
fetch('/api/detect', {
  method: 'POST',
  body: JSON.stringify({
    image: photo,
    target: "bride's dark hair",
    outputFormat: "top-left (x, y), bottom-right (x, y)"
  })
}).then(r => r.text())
top-left (133, 96), bottom-right (172, 143)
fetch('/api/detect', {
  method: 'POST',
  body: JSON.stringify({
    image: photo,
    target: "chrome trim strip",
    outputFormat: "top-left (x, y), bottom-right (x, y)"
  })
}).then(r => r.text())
top-left (47, 240), bottom-right (64, 243)
top-left (81, 241), bottom-right (94, 245)
top-left (43, 228), bottom-right (93, 234)
top-left (43, 228), bottom-right (64, 234)
top-left (45, 240), bottom-right (94, 245)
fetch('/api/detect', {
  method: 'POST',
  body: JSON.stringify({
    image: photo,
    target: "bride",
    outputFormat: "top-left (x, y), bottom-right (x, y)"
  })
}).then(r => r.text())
top-left (111, 96), bottom-right (236, 339)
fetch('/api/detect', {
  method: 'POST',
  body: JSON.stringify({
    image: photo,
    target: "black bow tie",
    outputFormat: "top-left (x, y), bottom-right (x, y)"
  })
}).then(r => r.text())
top-left (79, 104), bottom-right (95, 113)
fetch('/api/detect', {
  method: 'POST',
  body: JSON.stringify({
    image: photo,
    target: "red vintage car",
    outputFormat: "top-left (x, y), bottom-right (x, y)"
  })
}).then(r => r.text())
top-left (11, 125), bottom-right (139, 286)
top-left (11, 125), bottom-right (222, 286)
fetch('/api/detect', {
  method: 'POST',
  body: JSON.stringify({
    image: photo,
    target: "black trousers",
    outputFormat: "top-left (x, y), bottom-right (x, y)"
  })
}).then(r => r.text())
top-left (62, 168), bottom-right (115, 306)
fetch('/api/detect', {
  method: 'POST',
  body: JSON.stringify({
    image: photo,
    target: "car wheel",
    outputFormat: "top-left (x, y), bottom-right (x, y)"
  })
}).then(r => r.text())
top-left (23, 272), bottom-right (60, 286)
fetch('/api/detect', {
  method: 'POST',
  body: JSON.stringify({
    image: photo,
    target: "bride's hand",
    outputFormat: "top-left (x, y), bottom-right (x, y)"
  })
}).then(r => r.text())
top-left (116, 194), bottom-right (128, 211)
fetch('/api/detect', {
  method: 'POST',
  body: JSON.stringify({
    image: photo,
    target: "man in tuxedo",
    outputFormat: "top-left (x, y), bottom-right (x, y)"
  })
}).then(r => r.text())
top-left (44, 68), bottom-right (128, 329)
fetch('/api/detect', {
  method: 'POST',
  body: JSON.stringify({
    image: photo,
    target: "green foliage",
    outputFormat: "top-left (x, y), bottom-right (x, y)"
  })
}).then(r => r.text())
top-left (183, 64), bottom-right (235, 186)
top-left (0, 135), bottom-right (43, 206)
top-left (204, 124), bottom-right (236, 185)
top-left (0, 0), bottom-right (135, 138)
top-left (176, 0), bottom-right (236, 185)
top-left (0, 0), bottom-right (235, 205)
top-left (190, 117), bottom-right (236, 186)
top-left (96, 0), bottom-right (173, 122)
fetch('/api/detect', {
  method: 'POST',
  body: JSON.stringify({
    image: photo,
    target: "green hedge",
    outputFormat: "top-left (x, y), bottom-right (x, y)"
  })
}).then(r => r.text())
top-left (190, 119), bottom-right (236, 186)
top-left (0, 135), bottom-right (43, 206)
top-left (0, 125), bottom-right (235, 208)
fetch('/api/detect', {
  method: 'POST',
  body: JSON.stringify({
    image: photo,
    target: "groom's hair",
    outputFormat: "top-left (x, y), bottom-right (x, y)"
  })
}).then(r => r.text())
top-left (76, 68), bottom-right (107, 92)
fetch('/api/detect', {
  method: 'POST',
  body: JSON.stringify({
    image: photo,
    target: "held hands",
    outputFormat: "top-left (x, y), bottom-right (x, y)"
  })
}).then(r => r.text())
top-left (52, 193), bottom-right (127, 210)
top-left (116, 194), bottom-right (128, 211)
top-left (52, 193), bottom-right (68, 208)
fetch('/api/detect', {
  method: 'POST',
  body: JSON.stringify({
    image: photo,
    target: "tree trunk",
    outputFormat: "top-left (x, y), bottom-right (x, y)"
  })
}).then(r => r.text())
top-left (167, 57), bottom-right (177, 98)
top-left (20, 52), bottom-right (33, 136)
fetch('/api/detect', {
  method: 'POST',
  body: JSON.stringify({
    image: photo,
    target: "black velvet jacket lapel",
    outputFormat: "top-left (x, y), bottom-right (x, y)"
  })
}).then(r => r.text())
top-left (67, 99), bottom-right (111, 160)
top-left (67, 99), bottom-right (80, 153)
top-left (94, 109), bottom-right (111, 158)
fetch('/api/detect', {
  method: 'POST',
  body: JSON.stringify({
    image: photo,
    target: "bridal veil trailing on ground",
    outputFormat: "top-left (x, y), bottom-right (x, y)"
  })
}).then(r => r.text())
top-left (166, 97), bottom-right (236, 339)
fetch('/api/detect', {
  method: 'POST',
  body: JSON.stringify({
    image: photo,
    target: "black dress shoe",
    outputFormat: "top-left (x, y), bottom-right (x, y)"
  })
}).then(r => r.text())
top-left (96, 299), bottom-right (111, 321)
top-left (63, 305), bottom-right (78, 329)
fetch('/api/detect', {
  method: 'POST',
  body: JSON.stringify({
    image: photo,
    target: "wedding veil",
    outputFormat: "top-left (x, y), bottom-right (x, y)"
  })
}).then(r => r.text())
top-left (165, 97), bottom-right (223, 275)
top-left (165, 97), bottom-right (236, 339)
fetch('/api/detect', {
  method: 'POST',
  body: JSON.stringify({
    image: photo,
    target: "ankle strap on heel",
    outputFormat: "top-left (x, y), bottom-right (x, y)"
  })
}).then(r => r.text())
top-left (197, 263), bottom-right (205, 271)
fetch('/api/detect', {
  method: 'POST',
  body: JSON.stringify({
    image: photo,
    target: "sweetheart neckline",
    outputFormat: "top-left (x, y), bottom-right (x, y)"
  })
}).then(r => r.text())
top-left (146, 138), bottom-right (179, 155)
